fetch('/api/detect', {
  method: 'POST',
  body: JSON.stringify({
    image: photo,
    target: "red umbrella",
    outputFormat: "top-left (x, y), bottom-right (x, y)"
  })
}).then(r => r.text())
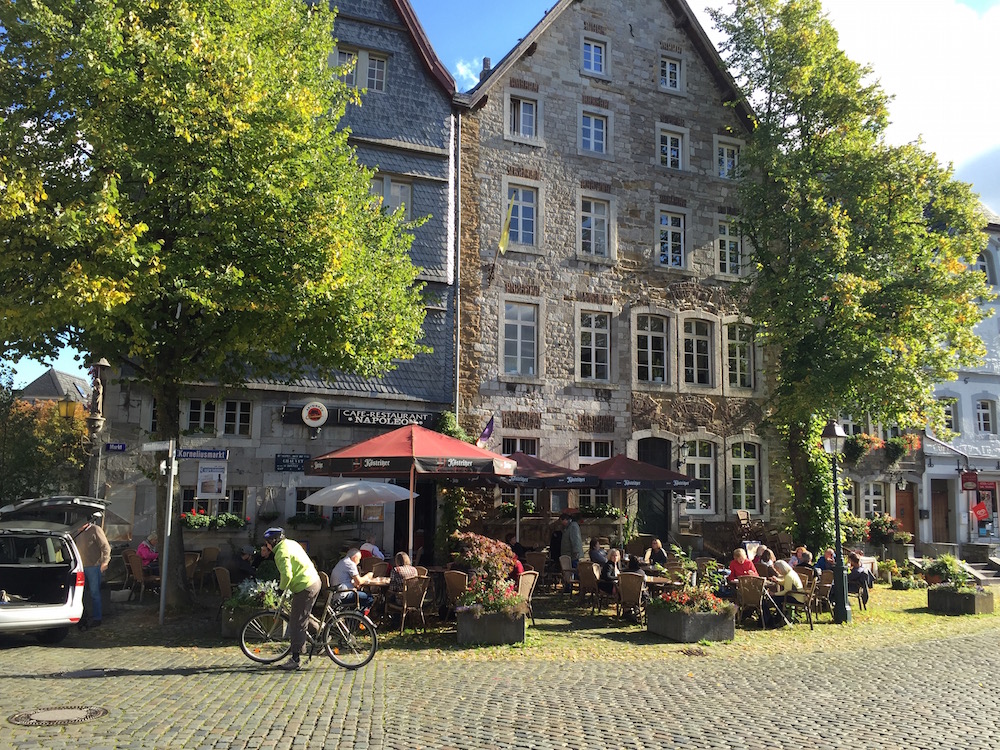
top-left (307, 424), bottom-right (516, 556)
top-left (556, 454), bottom-right (701, 490)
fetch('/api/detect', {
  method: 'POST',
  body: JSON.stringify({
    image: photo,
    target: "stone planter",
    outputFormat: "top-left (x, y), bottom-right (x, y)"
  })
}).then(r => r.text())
top-left (646, 607), bottom-right (735, 643)
top-left (220, 606), bottom-right (256, 638)
top-left (927, 587), bottom-right (995, 615)
top-left (455, 609), bottom-right (526, 646)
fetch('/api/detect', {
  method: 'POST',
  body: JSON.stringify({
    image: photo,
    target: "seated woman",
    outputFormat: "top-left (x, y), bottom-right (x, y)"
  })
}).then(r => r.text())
top-left (727, 547), bottom-right (758, 583)
top-left (768, 560), bottom-right (805, 613)
top-left (137, 532), bottom-right (160, 575)
top-left (588, 537), bottom-right (608, 565)
top-left (626, 554), bottom-right (646, 579)
top-left (387, 552), bottom-right (417, 607)
top-left (847, 551), bottom-right (873, 606)
top-left (598, 548), bottom-right (621, 598)
top-left (647, 538), bottom-right (669, 567)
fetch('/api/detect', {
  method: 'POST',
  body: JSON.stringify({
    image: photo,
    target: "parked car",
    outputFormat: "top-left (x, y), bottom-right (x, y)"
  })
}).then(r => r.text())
top-left (0, 496), bottom-right (107, 643)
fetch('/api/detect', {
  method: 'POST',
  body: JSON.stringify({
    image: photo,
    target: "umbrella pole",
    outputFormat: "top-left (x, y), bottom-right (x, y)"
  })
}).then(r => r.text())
top-left (408, 464), bottom-right (416, 561)
top-left (516, 495), bottom-right (521, 542)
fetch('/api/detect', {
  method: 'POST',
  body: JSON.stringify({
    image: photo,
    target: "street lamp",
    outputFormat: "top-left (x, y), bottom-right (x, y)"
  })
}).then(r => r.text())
top-left (57, 392), bottom-right (77, 420)
top-left (821, 418), bottom-right (852, 624)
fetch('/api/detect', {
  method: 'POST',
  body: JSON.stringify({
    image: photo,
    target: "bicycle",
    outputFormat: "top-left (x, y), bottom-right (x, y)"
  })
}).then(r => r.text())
top-left (239, 588), bottom-right (378, 670)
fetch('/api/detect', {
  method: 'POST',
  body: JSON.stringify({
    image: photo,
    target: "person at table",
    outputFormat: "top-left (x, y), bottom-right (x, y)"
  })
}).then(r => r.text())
top-left (647, 538), bottom-right (669, 567)
top-left (757, 548), bottom-right (777, 572)
top-left (727, 547), bottom-right (758, 583)
top-left (626, 554), bottom-right (646, 579)
top-left (330, 548), bottom-right (373, 609)
top-left (588, 537), bottom-right (608, 565)
top-left (232, 545), bottom-right (259, 585)
top-left (598, 548), bottom-right (621, 597)
top-left (387, 552), bottom-right (418, 607)
top-left (815, 547), bottom-right (836, 572)
top-left (509, 555), bottom-right (524, 584)
top-left (505, 532), bottom-right (528, 562)
top-left (796, 549), bottom-right (814, 571)
top-left (787, 546), bottom-right (808, 567)
top-left (768, 560), bottom-right (804, 611)
top-left (753, 544), bottom-right (769, 563)
top-left (137, 532), bottom-right (160, 575)
top-left (360, 534), bottom-right (385, 561)
top-left (847, 551), bottom-right (873, 606)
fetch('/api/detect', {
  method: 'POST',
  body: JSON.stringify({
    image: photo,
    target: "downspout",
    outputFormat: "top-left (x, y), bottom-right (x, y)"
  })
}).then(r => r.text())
top-left (453, 111), bottom-right (462, 419)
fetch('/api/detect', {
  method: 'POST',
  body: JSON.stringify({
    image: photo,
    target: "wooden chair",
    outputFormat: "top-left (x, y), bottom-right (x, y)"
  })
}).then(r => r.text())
top-left (443, 570), bottom-right (468, 620)
top-left (517, 570), bottom-right (539, 626)
top-left (754, 561), bottom-right (771, 577)
top-left (372, 561), bottom-right (389, 578)
top-left (774, 532), bottom-right (794, 559)
top-left (126, 552), bottom-right (160, 604)
top-left (195, 546), bottom-right (220, 592)
top-left (318, 571), bottom-right (331, 594)
top-left (735, 575), bottom-right (766, 629)
top-left (782, 575), bottom-right (817, 629)
top-left (525, 551), bottom-right (553, 589)
top-left (813, 570), bottom-right (834, 619)
top-left (213, 566), bottom-right (234, 620)
top-left (577, 561), bottom-right (600, 608)
top-left (558, 555), bottom-right (577, 594)
top-left (183, 551), bottom-right (201, 587)
top-left (616, 572), bottom-right (647, 624)
top-left (385, 576), bottom-right (430, 634)
top-left (794, 566), bottom-right (816, 589)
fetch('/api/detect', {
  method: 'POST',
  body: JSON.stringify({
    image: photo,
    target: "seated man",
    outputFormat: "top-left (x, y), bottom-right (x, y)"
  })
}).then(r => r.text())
top-left (330, 548), bottom-right (373, 609)
top-left (360, 534), bottom-right (385, 561)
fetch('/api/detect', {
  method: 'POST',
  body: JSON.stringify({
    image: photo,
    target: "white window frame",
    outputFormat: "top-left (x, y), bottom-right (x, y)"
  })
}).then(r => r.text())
top-left (726, 322), bottom-right (754, 390)
top-left (977, 252), bottom-right (996, 285)
top-left (578, 440), bottom-right (612, 508)
top-left (635, 313), bottom-right (669, 385)
top-left (683, 440), bottom-right (716, 514)
top-left (659, 54), bottom-right (685, 94)
top-left (576, 188), bottom-right (616, 263)
top-left (576, 305), bottom-right (614, 383)
top-left (223, 400), bottom-right (252, 437)
top-left (861, 482), bottom-right (886, 517)
top-left (579, 196), bottom-right (609, 258)
top-left (718, 218), bottom-right (743, 276)
top-left (581, 36), bottom-right (609, 78)
top-left (713, 135), bottom-right (743, 179)
top-left (656, 123), bottom-right (689, 171)
top-left (331, 48), bottom-right (386, 93)
top-left (731, 442), bottom-right (760, 513)
top-left (366, 54), bottom-right (387, 92)
top-left (580, 110), bottom-right (608, 156)
top-left (335, 49), bottom-right (357, 87)
top-left (500, 175), bottom-right (544, 253)
top-left (683, 318), bottom-right (713, 387)
top-left (370, 175), bottom-right (411, 220)
top-left (504, 91), bottom-right (543, 145)
top-left (502, 301), bottom-right (538, 378)
top-left (657, 209), bottom-right (686, 269)
top-left (187, 399), bottom-right (216, 432)
top-left (976, 399), bottom-right (996, 434)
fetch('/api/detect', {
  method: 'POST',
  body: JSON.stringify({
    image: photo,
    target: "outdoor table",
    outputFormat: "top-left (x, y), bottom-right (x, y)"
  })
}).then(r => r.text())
top-left (644, 576), bottom-right (682, 596)
top-left (362, 576), bottom-right (391, 621)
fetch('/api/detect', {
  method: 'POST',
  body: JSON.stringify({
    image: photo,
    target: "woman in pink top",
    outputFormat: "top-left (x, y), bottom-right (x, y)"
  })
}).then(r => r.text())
top-left (137, 532), bottom-right (159, 574)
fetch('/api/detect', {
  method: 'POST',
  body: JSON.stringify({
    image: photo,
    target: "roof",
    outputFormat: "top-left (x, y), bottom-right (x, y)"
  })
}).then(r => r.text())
top-left (981, 202), bottom-right (1000, 229)
top-left (17, 369), bottom-right (90, 404)
top-left (389, 0), bottom-right (456, 95)
top-left (455, 0), bottom-right (754, 131)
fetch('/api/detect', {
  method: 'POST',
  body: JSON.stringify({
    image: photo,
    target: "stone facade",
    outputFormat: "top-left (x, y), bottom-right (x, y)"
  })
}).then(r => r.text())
top-left (97, 0), bottom-right (458, 559)
top-left (455, 0), bottom-right (771, 537)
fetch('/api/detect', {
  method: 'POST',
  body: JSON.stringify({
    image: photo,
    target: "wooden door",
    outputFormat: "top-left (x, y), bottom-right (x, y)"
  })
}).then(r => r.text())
top-left (895, 487), bottom-right (915, 536)
top-left (931, 481), bottom-right (950, 543)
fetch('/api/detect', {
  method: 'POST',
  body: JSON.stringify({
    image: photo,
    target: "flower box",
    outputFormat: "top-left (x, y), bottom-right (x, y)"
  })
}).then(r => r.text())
top-left (927, 588), bottom-right (994, 615)
top-left (647, 607), bottom-right (735, 643)
top-left (220, 606), bottom-right (256, 638)
top-left (456, 609), bottom-right (526, 646)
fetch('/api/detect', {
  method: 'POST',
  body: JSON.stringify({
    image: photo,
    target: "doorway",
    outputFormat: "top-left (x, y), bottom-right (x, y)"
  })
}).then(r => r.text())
top-left (931, 479), bottom-right (950, 543)
top-left (637, 437), bottom-right (672, 541)
top-left (895, 485), bottom-right (915, 537)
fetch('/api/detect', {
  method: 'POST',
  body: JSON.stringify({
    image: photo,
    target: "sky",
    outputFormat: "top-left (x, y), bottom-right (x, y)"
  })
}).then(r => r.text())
top-left (6, 0), bottom-right (1000, 388)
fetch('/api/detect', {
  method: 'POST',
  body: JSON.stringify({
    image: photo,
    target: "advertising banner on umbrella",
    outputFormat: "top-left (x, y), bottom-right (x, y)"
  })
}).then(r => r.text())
top-left (552, 454), bottom-right (701, 491)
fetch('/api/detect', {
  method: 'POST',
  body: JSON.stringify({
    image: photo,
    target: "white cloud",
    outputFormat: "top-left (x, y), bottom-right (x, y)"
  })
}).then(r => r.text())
top-left (454, 58), bottom-right (482, 90)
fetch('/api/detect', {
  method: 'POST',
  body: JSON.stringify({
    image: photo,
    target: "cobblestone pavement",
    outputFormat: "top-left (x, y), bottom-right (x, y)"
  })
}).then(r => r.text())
top-left (2, 606), bottom-right (1000, 750)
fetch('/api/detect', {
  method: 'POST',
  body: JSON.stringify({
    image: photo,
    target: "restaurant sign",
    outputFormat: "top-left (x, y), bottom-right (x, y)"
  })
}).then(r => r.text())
top-left (282, 405), bottom-right (436, 428)
top-left (962, 471), bottom-right (979, 491)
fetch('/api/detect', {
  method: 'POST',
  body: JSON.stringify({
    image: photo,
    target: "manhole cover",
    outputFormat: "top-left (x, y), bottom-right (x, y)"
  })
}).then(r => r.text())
top-left (9, 706), bottom-right (108, 726)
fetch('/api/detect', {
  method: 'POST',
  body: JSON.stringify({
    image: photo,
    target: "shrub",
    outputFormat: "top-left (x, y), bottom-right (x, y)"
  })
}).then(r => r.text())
top-left (179, 510), bottom-right (213, 530)
top-left (450, 531), bottom-right (525, 616)
top-left (223, 578), bottom-right (280, 610)
top-left (867, 512), bottom-right (903, 545)
top-left (843, 433), bottom-right (884, 463)
top-left (924, 554), bottom-right (968, 586)
top-left (578, 503), bottom-right (624, 519)
top-left (840, 509), bottom-right (868, 545)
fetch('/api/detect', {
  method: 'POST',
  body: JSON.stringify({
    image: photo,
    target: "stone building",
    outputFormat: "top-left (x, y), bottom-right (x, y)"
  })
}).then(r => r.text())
top-left (454, 0), bottom-right (771, 542)
top-left (97, 0), bottom-right (457, 559)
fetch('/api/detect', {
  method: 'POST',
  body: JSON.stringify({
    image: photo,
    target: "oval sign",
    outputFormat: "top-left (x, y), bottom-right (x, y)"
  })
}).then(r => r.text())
top-left (301, 401), bottom-right (329, 428)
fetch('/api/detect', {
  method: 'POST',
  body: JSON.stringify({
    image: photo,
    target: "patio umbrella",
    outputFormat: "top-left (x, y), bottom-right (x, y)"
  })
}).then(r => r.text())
top-left (556, 454), bottom-right (702, 490)
top-left (303, 480), bottom-right (415, 508)
top-left (307, 424), bottom-right (516, 556)
top-left (497, 453), bottom-right (599, 539)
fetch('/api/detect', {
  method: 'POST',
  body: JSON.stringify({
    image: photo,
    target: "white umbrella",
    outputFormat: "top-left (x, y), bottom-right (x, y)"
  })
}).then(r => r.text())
top-left (303, 479), bottom-right (415, 508)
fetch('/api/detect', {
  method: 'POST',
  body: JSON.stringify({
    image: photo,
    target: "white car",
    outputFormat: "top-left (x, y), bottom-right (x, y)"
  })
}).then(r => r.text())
top-left (0, 496), bottom-right (100, 643)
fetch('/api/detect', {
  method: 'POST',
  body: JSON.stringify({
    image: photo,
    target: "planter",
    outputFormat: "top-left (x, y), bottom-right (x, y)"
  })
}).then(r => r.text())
top-left (456, 609), bottom-right (526, 646)
top-left (927, 587), bottom-right (995, 615)
top-left (646, 607), bottom-right (735, 643)
top-left (220, 606), bottom-right (255, 638)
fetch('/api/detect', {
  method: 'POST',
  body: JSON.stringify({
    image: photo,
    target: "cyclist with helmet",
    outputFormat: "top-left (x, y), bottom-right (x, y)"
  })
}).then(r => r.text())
top-left (262, 527), bottom-right (321, 671)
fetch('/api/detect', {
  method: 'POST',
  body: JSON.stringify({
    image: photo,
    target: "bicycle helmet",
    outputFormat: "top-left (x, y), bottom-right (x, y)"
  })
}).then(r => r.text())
top-left (263, 527), bottom-right (285, 543)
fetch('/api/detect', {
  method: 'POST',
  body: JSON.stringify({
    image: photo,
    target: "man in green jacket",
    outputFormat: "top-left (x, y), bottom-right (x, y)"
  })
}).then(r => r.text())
top-left (263, 527), bottom-right (321, 671)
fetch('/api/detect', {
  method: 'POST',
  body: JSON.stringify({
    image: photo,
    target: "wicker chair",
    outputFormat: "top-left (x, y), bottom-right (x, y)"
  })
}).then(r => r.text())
top-left (813, 570), bottom-right (834, 619)
top-left (735, 575), bottom-right (766, 629)
top-left (616, 572), bottom-right (646, 623)
top-left (577, 562), bottom-right (600, 608)
top-left (126, 552), bottom-right (160, 604)
top-left (782, 575), bottom-right (817, 629)
top-left (372, 561), bottom-right (389, 578)
top-left (517, 570), bottom-right (539, 626)
top-left (213, 566), bottom-right (233, 620)
top-left (443, 570), bottom-right (468, 620)
top-left (558, 555), bottom-right (577, 594)
top-left (525, 551), bottom-right (553, 589)
top-left (384, 575), bottom-right (430, 634)
top-left (195, 546), bottom-right (220, 593)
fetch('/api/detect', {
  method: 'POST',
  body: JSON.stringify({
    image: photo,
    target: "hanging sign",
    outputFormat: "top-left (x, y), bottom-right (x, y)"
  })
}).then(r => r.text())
top-left (972, 502), bottom-right (990, 521)
top-left (301, 402), bottom-right (329, 428)
top-left (197, 460), bottom-right (228, 499)
top-left (961, 471), bottom-right (979, 491)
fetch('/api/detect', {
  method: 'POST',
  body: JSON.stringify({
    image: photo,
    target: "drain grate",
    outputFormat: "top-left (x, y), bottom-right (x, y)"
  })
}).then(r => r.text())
top-left (9, 706), bottom-right (108, 726)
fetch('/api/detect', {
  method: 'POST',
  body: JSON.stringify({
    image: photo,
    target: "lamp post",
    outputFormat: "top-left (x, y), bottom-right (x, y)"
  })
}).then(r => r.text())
top-left (821, 419), bottom-right (852, 624)
top-left (86, 358), bottom-right (110, 498)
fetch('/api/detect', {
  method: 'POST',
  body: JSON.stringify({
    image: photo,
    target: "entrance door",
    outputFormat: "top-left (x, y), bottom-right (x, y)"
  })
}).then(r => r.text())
top-left (931, 480), bottom-right (950, 543)
top-left (637, 437), bottom-right (672, 540)
top-left (895, 486), bottom-right (915, 537)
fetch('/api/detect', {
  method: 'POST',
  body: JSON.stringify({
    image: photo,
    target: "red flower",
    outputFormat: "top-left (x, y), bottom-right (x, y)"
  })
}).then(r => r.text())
top-left (179, 513), bottom-right (187, 519)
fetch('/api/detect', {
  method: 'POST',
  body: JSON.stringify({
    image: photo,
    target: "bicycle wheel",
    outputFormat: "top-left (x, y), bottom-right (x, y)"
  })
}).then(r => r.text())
top-left (324, 610), bottom-right (377, 669)
top-left (240, 610), bottom-right (292, 664)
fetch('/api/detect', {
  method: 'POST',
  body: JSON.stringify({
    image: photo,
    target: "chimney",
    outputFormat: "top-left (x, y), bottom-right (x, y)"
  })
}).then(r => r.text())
top-left (481, 57), bottom-right (491, 76)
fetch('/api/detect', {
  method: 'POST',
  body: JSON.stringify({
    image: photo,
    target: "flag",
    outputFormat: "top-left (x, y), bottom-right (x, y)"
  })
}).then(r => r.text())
top-left (497, 193), bottom-right (515, 255)
top-left (476, 416), bottom-right (495, 449)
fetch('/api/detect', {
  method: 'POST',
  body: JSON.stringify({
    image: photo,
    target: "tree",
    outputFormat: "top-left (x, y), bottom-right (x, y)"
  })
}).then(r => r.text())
top-left (0, 0), bottom-right (428, 606)
top-left (0, 369), bottom-right (88, 504)
top-left (712, 0), bottom-right (992, 547)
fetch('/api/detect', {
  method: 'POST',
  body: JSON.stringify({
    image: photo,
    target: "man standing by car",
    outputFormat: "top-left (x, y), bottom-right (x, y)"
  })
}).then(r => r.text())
top-left (75, 512), bottom-right (111, 627)
top-left (263, 527), bottom-right (320, 671)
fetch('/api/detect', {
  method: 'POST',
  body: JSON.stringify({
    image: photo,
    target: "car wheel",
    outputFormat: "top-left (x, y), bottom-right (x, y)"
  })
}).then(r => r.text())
top-left (36, 627), bottom-right (70, 644)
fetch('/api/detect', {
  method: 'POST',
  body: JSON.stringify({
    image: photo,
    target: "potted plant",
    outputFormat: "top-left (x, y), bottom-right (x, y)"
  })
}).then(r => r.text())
top-left (646, 582), bottom-right (736, 643)
top-left (286, 512), bottom-right (325, 530)
top-left (924, 554), bottom-right (994, 615)
top-left (179, 509), bottom-right (213, 530)
top-left (220, 578), bottom-right (281, 637)
top-left (451, 531), bottom-right (528, 645)
top-left (257, 509), bottom-right (280, 523)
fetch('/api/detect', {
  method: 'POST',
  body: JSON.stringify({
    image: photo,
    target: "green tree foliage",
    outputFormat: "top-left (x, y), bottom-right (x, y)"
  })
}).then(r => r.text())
top-left (0, 0), bottom-right (427, 604)
top-left (0, 370), bottom-right (87, 503)
top-left (713, 0), bottom-right (992, 542)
